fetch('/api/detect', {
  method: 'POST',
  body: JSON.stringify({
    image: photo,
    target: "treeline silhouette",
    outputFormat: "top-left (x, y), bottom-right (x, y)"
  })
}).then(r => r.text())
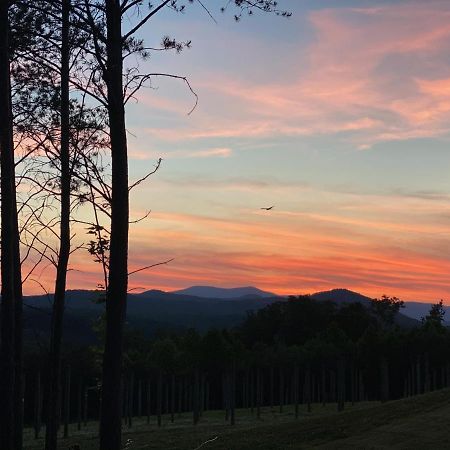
top-left (23, 295), bottom-right (450, 436)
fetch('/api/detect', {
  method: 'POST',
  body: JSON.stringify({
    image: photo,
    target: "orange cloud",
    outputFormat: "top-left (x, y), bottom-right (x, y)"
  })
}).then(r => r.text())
top-left (135, 2), bottom-right (450, 148)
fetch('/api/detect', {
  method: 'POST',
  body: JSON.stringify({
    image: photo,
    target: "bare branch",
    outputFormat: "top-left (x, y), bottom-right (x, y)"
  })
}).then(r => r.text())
top-left (129, 157), bottom-right (162, 191)
top-left (122, 0), bottom-right (172, 42)
top-left (128, 258), bottom-right (174, 276)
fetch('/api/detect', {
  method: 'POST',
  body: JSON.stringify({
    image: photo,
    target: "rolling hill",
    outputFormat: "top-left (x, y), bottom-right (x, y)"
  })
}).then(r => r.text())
top-left (22, 286), bottom-right (423, 346)
top-left (172, 285), bottom-right (275, 299)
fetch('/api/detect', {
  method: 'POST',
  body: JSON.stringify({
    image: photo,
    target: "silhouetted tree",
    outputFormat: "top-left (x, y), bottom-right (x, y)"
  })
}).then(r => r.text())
top-left (371, 295), bottom-right (404, 326)
top-left (0, 1), bottom-right (21, 448)
top-left (422, 300), bottom-right (445, 327)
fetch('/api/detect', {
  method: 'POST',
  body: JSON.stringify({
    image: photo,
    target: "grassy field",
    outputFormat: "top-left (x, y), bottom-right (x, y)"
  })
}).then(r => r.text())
top-left (24, 389), bottom-right (450, 449)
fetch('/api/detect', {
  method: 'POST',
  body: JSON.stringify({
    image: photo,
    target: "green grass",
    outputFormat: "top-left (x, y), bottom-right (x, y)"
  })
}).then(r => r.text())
top-left (24, 389), bottom-right (450, 449)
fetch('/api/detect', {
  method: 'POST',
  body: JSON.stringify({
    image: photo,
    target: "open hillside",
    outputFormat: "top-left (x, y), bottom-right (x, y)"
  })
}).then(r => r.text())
top-left (24, 389), bottom-right (450, 449)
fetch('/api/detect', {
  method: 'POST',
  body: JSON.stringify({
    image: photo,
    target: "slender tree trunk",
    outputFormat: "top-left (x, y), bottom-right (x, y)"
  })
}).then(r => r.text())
top-left (164, 380), bottom-right (169, 415)
top-left (270, 367), bottom-right (274, 410)
top-left (34, 372), bottom-right (42, 439)
top-left (63, 366), bottom-right (71, 438)
top-left (157, 371), bottom-right (162, 427)
top-left (230, 365), bottom-right (236, 426)
top-left (178, 378), bottom-right (182, 417)
top-left (183, 378), bottom-right (188, 412)
top-left (128, 373), bottom-right (134, 428)
top-left (122, 377), bottom-right (128, 426)
top-left (350, 365), bottom-right (355, 406)
top-left (99, 1), bottom-right (130, 448)
top-left (424, 354), bottom-right (431, 393)
top-left (137, 379), bottom-right (142, 418)
top-left (243, 370), bottom-right (247, 410)
top-left (294, 366), bottom-right (299, 419)
top-left (11, 9), bottom-right (24, 446)
top-left (259, 370), bottom-right (264, 412)
top-left (83, 387), bottom-right (88, 426)
top-left (77, 380), bottom-right (82, 431)
top-left (193, 369), bottom-right (200, 425)
top-left (0, 0), bottom-right (18, 447)
top-left (250, 369), bottom-right (254, 414)
top-left (256, 368), bottom-right (261, 419)
top-left (304, 366), bottom-right (311, 413)
top-left (45, 2), bottom-right (71, 448)
top-left (146, 378), bottom-right (151, 424)
top-left (279, 368), bottom-right (284, 413)
top-left (330, 370), bottom-right (336, 403)
top-left (188, 380), bottom-right (193, 414)
top-left (223, 371), bottom-right (229, 421)
top-left (358, 370), bottom-right (365, 402)
top-left (13, 203), bottom-right (23, 450)
top-left (171, 374), bottom-right (175, 423)
top-left (321, 366), bottom-right (327, 406)
top-left (380, 357), bottom-right (389, 403)
top-left (416, 357), bottom-right (422, 395)
top-left (337, 360), bottom-right (345, 412)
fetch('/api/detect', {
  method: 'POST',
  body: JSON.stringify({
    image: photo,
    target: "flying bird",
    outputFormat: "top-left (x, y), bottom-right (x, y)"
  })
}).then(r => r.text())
top-left (260, 206), bottom-right (274, 211)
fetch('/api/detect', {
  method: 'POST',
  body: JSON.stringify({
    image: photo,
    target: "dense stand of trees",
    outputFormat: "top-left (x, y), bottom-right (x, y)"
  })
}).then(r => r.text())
top-left (18, 295), bottom-right (450, 438)
top-left (0, 1), bottom-right (289, 449)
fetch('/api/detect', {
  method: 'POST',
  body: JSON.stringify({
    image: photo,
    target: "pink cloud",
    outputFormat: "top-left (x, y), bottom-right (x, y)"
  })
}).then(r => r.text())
top-left (188, 147), bottom-right (232, 158)
top-left (138, 2), bottom-right (450, 147)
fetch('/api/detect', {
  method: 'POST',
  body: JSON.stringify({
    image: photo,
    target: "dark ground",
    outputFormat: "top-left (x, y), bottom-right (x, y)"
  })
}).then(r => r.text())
top-left (24, 389), bottom-right (450, 449)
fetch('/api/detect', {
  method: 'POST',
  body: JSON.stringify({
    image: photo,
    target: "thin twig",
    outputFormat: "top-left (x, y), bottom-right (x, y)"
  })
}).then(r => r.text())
top-left (128, 258), bottom-right (174, 276)
top-left (193, 436), bottom-right (219, 450)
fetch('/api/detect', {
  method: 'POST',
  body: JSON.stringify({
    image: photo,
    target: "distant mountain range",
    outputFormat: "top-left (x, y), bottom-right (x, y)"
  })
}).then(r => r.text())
top-left (172, 285), bottom-right (275, 299)
top-left (22, 286), bottom-right (443, 346)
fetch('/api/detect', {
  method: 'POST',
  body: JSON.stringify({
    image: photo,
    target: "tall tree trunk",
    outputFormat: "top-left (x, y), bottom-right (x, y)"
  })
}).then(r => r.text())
top-left (146, 378), bottom-right (151, 424)
top-left (77, 380), bottom-right (82, 431)
top-left (416, 356), bottom-right (422, 395)
top-left (380, 357), bottom-right (389, 403)
top-left (424, 354), bottom-right (431, 393)
top-left (122, 376), bottom-right (128, 425)
top-left (337, 360), bottom-right (345, 412)
top-left (270, 367), bottom-right (274, 410)
top-left (294, 366), bottom-right (299, 419)
top-left (193, 369), bottom-right (200, 425)
top-left (13, 185), bottom-right (23, 450)
top-left (304, 366), bottom-right (311, 413)
top-left (0, 0), bottom-right (18, 447)
top-left (177, 378), bottom-right (182, 417)
top-left (230, 365), bottom-right (236, 426)
top-left (164, 380), bottom-right (169, 415)
top-left (249, 369), bottom-right (254, 414)
top-left (157, 371), bottom-right (162, 427)
top-left (128, 373), bottom-right (134, 428)
top-left (34, 372), bottom-right (42, 439)
top-left (45, 1), bottom-right (71, 448)
top-left (63, 366), bottom-right (71, 438)
top-left (137, 378), bottom-right (142, 418)
top-left (256, 368), bottom-right (261, 419)
top-left (99, 1), bottom-right (130, 448)
top-left (321, 366), bottom-right (326, 406)
top-left (358, 370), bottom-right (365, 402)
top-left (279, 368), bottom-right (284, 413)
top-left (83, 387), bottom-right (88, 426)
top-left (170, 374), bottom-right (175, 423)
top-left (205, 380), bottom-right (210, 412)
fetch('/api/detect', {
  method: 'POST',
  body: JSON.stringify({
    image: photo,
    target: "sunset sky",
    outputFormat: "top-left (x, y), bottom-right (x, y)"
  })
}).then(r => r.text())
top-left (30, 1), bottom-right (450, 301)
